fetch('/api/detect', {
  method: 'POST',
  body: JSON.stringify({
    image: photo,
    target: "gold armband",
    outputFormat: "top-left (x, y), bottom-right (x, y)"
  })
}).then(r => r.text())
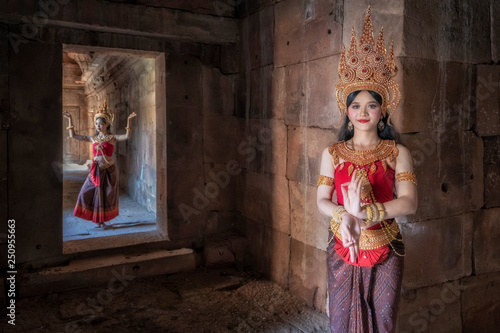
top-left (396, 171), bottom-right (417, 186)
top-left (317, 175), bottom-right (334, 187)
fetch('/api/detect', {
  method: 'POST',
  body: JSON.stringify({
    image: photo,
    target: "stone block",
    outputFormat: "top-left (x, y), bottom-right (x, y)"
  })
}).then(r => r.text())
top-left (394, 58), bottom-right (475, 134)
top-left (239, 220), bottom-right (290, 288)
top-left (246, 6), bottom-right (274, 69)
top-left (473, 208), bottom-right (500, 275)
top-left (221, 43), bottom-right (239, 74)
top-left (202, 66), bottom-right (234, 116)
top-left (272, 66), bottom-right (286, 120)
top-left (483, 136), bottom-right (500, 208)
top-left (203, 113), bottom-right (245, 164)
top-left (238, 171), bottom-right (290, 235)
top-left (287, 126), bottom-right (337, 186)
top-left (398, 280), bottom-right (463, 333)
top-left (9, 41), bottom-right (63, 264)
top-left (404, 0), bottom-right (490, 63)
top-left (274, 27), bottom-right (304, 67)
top-left (283, 62), bottom-right (306, 125)
top-left (166, 55), bottom-right (202, 108)
top-left (493, 2), bottom-right (500, 63)
top-left (249, 65), bottom-right (273, 118)
top-left (236, 0), bottom-right (274, 17)
top-left (306, 55), bottom-right (341, 128)
top-left (303, 16), bottom-right (342, 62)
top-left (475, 65), bottom-right (500, 136)
top-left (203, 163), bottom-right (240, 211)
top-left (274, 0), bottom-right (306, 37)
top-left (462, 272), bottom-right (500, 333)
top-left (400, 214), bottom-right (473, 290)
top-left (402, 131), bottom-right (483, 222)
top-left (289, 180), bottom-right (329, 251)
top-left (289, 239), bottom-right (328, 313)
top-left (204, 239), bottom-right (236, 267)
top-left (239, 118), bottom-right (287, 177)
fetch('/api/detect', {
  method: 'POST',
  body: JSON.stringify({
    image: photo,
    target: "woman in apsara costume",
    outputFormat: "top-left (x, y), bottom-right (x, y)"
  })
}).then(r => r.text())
top-left (316, 7), bottom-right (418, 332)
top-left (63, 101), bottom-right (136, 227)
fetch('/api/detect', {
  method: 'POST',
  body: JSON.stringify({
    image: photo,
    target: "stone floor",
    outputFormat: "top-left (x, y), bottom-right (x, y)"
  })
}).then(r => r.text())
top-left (1, 268), bottom-right (330, 333)
top-left (63, 164), bottom-right (156, 241)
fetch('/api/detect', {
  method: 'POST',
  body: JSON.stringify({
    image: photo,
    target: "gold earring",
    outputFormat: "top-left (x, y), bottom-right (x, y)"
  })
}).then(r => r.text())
top-left (378, 119), bottom-right (385, 131)
top-left (348, 121), bottom-right (353, 131)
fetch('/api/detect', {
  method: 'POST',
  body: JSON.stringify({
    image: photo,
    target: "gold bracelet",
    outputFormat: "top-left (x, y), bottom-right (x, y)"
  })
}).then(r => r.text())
top-left (375, 202), bottom-right (385, 221)
top-left (125, 127), bottom-right (132, 131)
top-left (396, 171), bottom-right (417, 186)
top-left (67, 126), bottom-right (74, 130)
top-left (317, 175), bottom-right (334, 187)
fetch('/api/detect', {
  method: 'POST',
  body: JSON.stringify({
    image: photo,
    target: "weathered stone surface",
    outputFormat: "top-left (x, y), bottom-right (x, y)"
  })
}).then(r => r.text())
top-left (403, 0), bottom-right (490, 63)
top-left (238, 171), bottom-right (290, 235)
top-left (274, 27), bottom-right (304, 67)
top-left (483, 136), bottom-right (500, 208)
top-left (289, 180), bottom-right (329, 251)
top-left (238, 220), bottom-right (290, 288)
top-left (401, 131), bottom-right (483, 222)
top-left (237, 118), bottom-right (287, 177)
top-left (462, 272), bottom-right (500, 333)
top-left (203, 113), bottom-right (244, 165)
top-left (398, 280), bottom-right (463, 333)
top-left (202, 66), bottom-right (234, 116)
top-left (475, 65), bottom-right (500, 136)
top-left (289, 239), bottom-right (327, 313)
top-left (203, 163), bottom-right (240, 211)
top-left (283, 62), bottom-right (306, 125)
top-left (9, 41), bottom-right (63, 264)
top-left (306, 55), bottom-right (341, 128)
top-left (492, 1), bottom-right (500, 63)
top-left (249, 65), bottom-right (273, 118)
top-left (246, 6), bottom-right (274, 69)
top-left (287, 126), bottom-right (337, 186)
top-left (236, 0), bottom-right (275, 18)
top-left (473, 208), bottom-right (500, 275)
top-left (281, 56), bottom-right (341, 128)
top-left (394, 58), bottom-right (475, 134)
top-left (221, 43), bottom-right (239, 74)
top-left (303, 15), bottom-right (342, 62)
top-left (400, 214), bottom-right (473, 289)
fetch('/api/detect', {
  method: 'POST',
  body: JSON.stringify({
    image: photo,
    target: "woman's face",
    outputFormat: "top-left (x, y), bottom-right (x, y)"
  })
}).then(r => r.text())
top-left (347, 90), bottom-right (382, 131)
top-left (95, 118), bottom-right (108, 133)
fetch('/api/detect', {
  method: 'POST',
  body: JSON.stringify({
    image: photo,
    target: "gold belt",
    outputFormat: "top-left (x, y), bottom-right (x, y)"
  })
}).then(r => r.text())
top-left (94, 158), bottom-right (115, 170)
top-left (333, 220), bottom-right (401, 250)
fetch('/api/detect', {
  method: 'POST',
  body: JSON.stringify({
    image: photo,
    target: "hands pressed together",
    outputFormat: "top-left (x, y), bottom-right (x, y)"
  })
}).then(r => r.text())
top-left (339, 169), bottom-right (366, 262)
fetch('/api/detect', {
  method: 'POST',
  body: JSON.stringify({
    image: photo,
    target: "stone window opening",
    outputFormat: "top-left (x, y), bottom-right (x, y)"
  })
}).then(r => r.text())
top-left (61, 45), bottom-right (167, 254)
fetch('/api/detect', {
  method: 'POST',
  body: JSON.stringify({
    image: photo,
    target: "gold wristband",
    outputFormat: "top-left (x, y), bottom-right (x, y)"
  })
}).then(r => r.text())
top-left (67, 125), bottom-right (74, 130)
top-left (375, 202), bottom-right (386, 221)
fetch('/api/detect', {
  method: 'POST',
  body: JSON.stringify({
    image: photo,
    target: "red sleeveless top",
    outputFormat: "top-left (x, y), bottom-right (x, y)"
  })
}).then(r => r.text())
top-left (329, 140), bottom-right (400, 267)
top-left (92, 141), bottom-right (114, 157)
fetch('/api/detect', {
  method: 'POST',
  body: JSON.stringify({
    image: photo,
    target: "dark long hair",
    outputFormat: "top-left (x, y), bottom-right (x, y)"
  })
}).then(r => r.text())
top-left (94, 117), bottom-right (112, 135)
top-left (337, 90), bottom-right (401, 143)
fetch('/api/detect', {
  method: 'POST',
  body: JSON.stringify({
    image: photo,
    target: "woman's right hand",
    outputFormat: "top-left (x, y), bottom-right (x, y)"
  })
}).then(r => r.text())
top-left (339, 212), bottom-right (361, 263)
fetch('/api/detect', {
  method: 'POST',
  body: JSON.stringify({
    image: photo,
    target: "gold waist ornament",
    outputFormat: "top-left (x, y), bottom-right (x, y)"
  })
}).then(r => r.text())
top-left (333, 220), bottom-right (402, 251)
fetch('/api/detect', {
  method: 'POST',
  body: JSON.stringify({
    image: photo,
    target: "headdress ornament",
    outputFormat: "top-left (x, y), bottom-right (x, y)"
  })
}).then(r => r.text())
top-left (94, 100), bottom-right (114, 124)
top-left (336, 6), bottom-right (401, 123)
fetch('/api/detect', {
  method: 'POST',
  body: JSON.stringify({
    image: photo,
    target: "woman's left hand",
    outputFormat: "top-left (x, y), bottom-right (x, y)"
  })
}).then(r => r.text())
top-left (128, 112), bottom-right (137, 119)
top-left (341, 169), bottom-right (363, 219)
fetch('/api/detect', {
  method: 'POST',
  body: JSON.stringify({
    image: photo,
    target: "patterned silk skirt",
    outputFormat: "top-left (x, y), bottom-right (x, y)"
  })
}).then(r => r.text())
top-left (73, 164), bottom-right (119, 223)
top-left (327, 234), bottom-right (404, 333)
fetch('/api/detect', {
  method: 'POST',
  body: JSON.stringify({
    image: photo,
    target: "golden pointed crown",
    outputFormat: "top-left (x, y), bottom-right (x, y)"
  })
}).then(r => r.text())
top-left (94, 100), bottom-right (114, 124)
top-left (336, 6), bottom-right (401, 122)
